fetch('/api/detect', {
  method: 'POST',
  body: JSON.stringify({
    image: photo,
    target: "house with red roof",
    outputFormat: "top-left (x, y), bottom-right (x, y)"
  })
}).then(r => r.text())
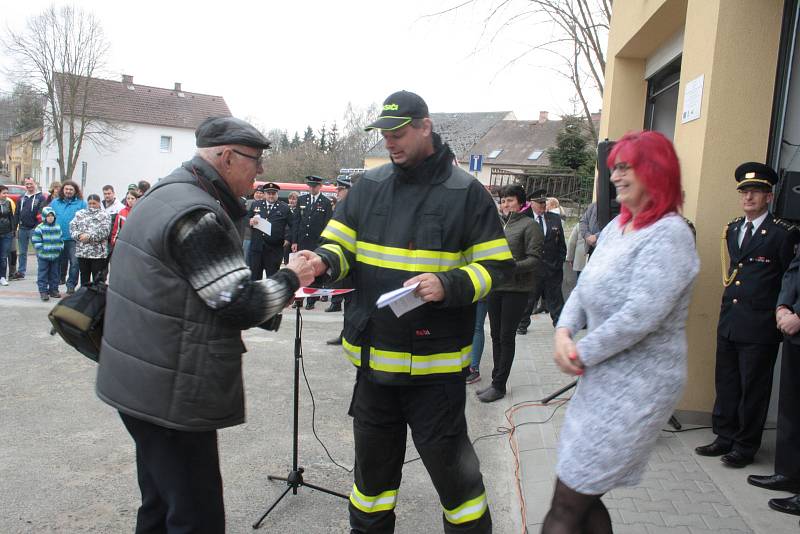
top-left (40, 74), bottom-right (231, 196)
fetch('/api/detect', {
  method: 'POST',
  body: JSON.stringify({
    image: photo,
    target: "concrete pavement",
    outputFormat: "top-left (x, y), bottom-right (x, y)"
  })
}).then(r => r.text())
top-left (0, 263), bottom-right (519, 534)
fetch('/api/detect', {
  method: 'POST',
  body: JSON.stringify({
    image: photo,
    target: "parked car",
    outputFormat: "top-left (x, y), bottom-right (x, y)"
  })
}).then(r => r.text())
top-left (1, 183), bottom-right (28, 206)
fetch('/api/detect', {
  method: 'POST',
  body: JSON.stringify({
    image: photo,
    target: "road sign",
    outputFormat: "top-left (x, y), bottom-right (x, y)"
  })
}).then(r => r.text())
top-left (469, 154), bottom-right (483, 172)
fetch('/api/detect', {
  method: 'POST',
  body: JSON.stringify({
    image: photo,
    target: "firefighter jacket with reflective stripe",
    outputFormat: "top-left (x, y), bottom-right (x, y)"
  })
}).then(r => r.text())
top-left (315, 136), bottom-right (514, 385)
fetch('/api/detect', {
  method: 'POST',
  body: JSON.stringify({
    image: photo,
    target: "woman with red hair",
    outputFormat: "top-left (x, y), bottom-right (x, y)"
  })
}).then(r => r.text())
top-left (542, 131), bottom-right (700, 533)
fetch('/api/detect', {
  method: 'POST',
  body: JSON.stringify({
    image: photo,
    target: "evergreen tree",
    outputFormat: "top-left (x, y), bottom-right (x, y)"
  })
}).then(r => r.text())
top-left (302, 125), bottom-right (316, 145)
top-left (328, 122), bottom-right (340, 153)
top-left (279, 133), bottom-right (290, 151)
top-left (290, 131), bottom-right (300, 149)
top-left (12, 82), bottom-right (44, 133)
top-left (547, 115), bottom-right (595, 175)
top-left (318, 124), bottom-right (327, 152)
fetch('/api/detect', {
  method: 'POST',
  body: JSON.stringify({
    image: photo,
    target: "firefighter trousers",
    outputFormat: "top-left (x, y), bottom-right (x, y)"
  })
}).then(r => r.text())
top-left (348, 374), bottom-right (492, 533)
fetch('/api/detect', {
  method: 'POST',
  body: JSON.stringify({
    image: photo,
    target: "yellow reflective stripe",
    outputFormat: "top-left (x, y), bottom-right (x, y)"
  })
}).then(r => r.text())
top-left (409, 346), bottom-right (472, 376)
top-left (321, 220), bottom-right (356, 253)
top-left (349, 484), bottom-right (398, 513)
top-left (369, 348), bottom-right (412, 373)
top-left (460, 263), bottom-right (492, 302)
top-left (367, 346), bottom-right (471, 375)
top-left (463, 238), bottom-right (513, 263)
top-left (356, 241), bottom-right (466, 273)
top-left (443, 492), bottom-right (488, 524)
top-left (342, 337), bottom-right (361, 367)
top-left (320, 244), bottom-right (350, 280)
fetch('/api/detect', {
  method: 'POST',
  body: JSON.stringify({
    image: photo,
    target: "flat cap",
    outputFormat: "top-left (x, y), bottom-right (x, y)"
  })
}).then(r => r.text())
top-left (195, 116), bottom-right (271, 149)
top-left (735, 162), bottom-right (778, 190)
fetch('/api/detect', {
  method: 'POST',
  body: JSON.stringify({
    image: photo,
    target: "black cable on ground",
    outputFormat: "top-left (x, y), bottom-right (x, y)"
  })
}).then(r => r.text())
top-left (297, 311), bottom-right (355, 473)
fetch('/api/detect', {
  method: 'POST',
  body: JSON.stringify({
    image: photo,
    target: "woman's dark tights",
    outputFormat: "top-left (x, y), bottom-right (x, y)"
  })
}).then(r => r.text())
top-left (541, 479), bottom-right (612, 534)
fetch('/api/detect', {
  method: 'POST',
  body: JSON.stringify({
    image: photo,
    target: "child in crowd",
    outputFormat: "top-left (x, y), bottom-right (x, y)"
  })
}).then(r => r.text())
top-left (32, 206), bottom-right (64, 301)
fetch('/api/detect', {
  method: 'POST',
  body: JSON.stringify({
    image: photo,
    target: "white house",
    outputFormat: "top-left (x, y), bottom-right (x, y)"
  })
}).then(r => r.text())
top-left (40, 74), bottom-right (231, 196)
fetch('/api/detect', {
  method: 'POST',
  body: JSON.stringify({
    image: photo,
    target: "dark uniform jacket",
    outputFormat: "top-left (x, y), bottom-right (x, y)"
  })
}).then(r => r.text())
top-left (777, 249), bottom-right (800, 346)
top-left (293, 193), bottom-right (332, 250)
top-left (248, 199), bottom-right (290, 249)
top-left (526, 210), bottom-right (566, 271)
top-left (315, 134), bottom-right (514, 386)
top-left (718, 213), bottom-right (798, 344)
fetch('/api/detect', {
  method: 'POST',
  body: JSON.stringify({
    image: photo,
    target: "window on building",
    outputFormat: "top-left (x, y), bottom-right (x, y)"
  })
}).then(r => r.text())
top-left (488, 149), bottom-right (503, 159)
top-left (160, 136), bottom-right (172, 153)
top-left (527, 150), bottom-right (544, 160)
top-left (644, 56), bottom-right (682, 141)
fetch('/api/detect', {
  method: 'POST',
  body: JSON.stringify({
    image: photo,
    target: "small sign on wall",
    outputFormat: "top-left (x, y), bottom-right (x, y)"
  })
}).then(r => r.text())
top-left (681, 74), bottom-right (704, 124)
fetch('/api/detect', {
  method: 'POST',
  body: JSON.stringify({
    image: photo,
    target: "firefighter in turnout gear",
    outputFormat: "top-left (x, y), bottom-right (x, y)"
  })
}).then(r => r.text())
top-left (298, 91), bottom-right (514, 534)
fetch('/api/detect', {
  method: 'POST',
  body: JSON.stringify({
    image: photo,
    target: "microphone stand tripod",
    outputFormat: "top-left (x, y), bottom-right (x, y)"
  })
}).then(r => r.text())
top-left (252, 300), bottom-right (348, 530)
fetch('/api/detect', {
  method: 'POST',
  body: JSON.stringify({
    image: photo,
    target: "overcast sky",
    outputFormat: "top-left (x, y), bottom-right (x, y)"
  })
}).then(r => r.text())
top-left (1, 0), bottom-right (604, 135)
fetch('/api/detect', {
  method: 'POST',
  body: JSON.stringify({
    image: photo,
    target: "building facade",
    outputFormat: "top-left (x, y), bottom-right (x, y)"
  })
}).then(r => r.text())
top-left (40, 75), bottom-right (231, 196)
top-left (601, 0), bottom-right (799, 413)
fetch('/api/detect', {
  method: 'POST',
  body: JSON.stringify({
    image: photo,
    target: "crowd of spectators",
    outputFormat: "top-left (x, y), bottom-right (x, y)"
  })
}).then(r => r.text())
top-left (0, 179), bottom-right (149, 299)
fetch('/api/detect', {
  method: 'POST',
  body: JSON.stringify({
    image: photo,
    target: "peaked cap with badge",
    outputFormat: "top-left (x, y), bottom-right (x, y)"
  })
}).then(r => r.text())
top-left (735, 162), bottom-right (778, 191)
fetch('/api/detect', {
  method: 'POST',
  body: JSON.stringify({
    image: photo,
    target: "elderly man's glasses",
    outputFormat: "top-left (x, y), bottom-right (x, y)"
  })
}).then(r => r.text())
top-left (219, 149), bottom-right (264, 167)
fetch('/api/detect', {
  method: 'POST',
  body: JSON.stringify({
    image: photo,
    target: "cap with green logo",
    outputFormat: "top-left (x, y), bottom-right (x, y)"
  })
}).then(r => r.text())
top-left (364, 90), bottom-right (429, 131)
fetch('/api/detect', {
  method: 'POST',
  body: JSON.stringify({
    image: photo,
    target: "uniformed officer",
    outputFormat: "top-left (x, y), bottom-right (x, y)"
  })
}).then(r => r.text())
top-left (746, 246), bottom-right (800, 515)
top-left (696, 162), bottom-right (799, 468)
top-left (325, 175), bottom-right (353, 316)
top-left (248, 182), bottom-right (291, 280)
top-left (517, 189), bottom-right (566, 333)
top-left (292, 175), bottom-right (333, 309)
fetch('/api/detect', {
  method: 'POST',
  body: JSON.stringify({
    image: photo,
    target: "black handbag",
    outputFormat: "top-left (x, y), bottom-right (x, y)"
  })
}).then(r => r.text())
top-left (48, 279), bottom-right (107, 362)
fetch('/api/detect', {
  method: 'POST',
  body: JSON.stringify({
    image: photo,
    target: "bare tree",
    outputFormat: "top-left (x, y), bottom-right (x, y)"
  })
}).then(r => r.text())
top-left (427, 0), bottom-right (609, 144)
top-left (3, 5), bottom-right (119, 181)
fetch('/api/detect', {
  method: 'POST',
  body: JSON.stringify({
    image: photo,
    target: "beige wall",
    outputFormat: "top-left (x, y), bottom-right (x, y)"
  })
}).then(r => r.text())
top-left (602, 0), bottom-right (785, 411)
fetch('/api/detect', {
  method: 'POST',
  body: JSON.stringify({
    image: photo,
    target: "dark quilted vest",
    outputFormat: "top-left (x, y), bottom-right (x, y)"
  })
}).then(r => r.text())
top-left (97, 164), bottom-right (247, 431)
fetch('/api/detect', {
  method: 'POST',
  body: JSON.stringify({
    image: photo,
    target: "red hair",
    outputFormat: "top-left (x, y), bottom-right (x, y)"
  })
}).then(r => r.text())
top-left (607, 130), bottom-right (682, 229)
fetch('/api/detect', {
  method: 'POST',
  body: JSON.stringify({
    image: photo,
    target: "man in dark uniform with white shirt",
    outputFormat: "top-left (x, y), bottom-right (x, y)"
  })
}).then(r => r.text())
top-left (517, 189), bottom-right (566, 333)
top-left (747, 242), bottom-right (800, 516)
top-left (248, 182), bottom-right (291, 280)
top-left (292, 175), bottom-right (333, 309)
top-left (696, 162), bottom-right (799, 468)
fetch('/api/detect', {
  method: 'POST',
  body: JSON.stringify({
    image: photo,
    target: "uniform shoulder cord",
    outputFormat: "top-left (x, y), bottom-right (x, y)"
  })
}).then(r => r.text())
top-left (721, 224), bottom-right (737, 287)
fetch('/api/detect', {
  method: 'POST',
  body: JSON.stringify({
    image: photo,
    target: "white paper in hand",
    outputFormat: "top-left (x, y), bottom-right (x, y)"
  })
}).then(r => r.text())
top-left (254, 216), bottom-right (272, 236)
top-left (376, 282), bottom-right (424, 318)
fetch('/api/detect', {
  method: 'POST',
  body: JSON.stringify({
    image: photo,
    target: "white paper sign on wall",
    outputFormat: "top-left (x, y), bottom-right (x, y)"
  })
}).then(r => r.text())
top-left (681, 74), bottom-right (704, 124)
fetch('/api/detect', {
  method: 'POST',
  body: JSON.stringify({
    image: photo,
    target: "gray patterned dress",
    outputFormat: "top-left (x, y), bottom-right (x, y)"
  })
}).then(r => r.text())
top-left (555, 213), bottom-right (700, 494)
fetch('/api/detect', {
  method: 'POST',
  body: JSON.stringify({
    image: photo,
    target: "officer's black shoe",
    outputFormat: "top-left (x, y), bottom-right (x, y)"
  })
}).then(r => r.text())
top-left (325, 302), bottom-right (342, 313)
top-left (768, 494), bottom-right (800, 516)
top-left (748, 474), bottom-right (800, 493)
top-left (477, 387), bottom-right (505, 403)
top-left (695, 441), bottom-right (731, 457)
top-left (517, 327), bottom-right (527, 335)
top-left (533, 306), bottom-right (548, 315)
top-left (721, 450), bottom-right (754, 468)
top-left (326, 335), bottom-right (343, 346)
top-left (291, 300), bottom-right (301, 309)
top-left (305, 301), bottom-right (315, 310)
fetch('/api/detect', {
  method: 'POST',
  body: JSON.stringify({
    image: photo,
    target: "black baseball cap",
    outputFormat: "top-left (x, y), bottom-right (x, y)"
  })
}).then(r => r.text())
top-left (735, 162), bottom-right (778, 191)
top-left (365, 91), bottom-right (429, 131)
top-left (195, 116), bottom-right (271, 149)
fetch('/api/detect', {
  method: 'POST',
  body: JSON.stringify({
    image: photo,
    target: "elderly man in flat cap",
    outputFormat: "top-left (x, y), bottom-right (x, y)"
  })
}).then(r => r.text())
top-left (96, 116), bottom-right (314, 533)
